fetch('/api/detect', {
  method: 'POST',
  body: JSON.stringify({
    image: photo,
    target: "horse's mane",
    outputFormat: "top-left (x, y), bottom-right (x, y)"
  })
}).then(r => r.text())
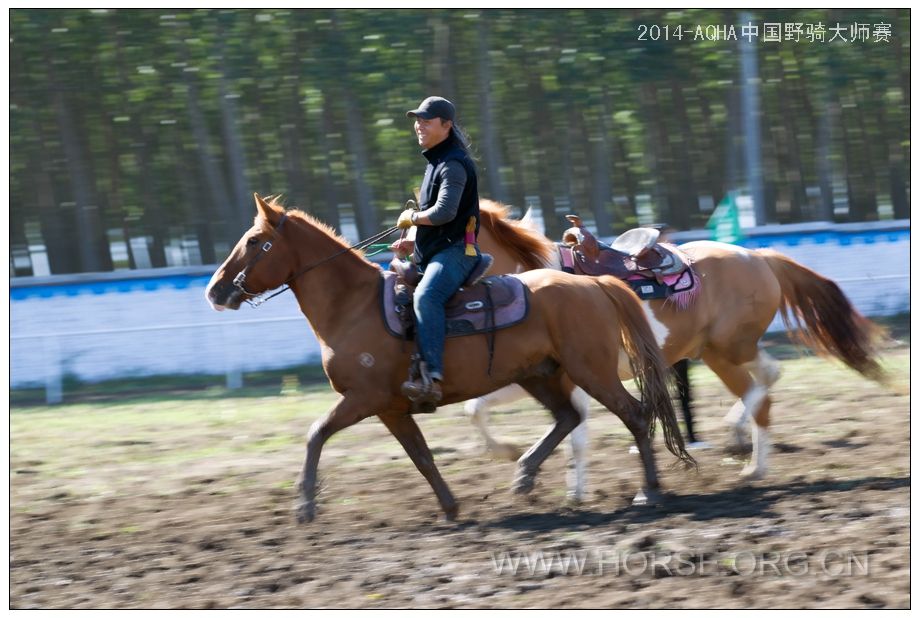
top-left (257, 196), bottom-right (367, 259)
top-left (479, 199), bottom-right (555, 270)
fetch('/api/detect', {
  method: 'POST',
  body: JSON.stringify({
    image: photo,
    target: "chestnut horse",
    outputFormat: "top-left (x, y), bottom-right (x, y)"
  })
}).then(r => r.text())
top-left (467, 199), bottom-right (883, 493)
top-left (206, 195), bottom-right (693, 523)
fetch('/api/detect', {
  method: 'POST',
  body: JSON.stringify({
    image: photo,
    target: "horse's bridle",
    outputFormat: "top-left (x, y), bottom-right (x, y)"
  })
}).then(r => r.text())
top-left (231, 213), bottom-right (289, 301)
top-left (231, 213), bottom-right (400, 307)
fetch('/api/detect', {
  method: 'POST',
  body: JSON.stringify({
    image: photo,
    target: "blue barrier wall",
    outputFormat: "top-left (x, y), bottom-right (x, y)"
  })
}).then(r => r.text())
top-left (10, 221), bottom-right (909, 391)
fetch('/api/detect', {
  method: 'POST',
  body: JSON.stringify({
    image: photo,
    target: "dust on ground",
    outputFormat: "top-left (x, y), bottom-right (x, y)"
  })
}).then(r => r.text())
top-left (10, 348), bottom-right (909, 608)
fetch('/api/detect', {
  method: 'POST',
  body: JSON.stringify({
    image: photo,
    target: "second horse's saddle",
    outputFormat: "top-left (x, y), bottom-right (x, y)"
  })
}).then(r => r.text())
top-left (559, 215), bottom-right (690, 282)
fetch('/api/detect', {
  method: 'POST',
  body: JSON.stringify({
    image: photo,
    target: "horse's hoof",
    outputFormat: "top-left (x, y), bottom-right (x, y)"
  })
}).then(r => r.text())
top-left (565, 492), bottom-right (584, 506)
top-left (725, 439), bottom-right (752, 456)
top-left (632, 488), bottom-right (664, 506)
top-left (511, 470), bottom-right (536, 495)
top-left (739, 465), bottom-right (765, 481)
top-left (442, 504), bottom-right (459, 522)
top-left (295, 501), bottom-right (316, 524)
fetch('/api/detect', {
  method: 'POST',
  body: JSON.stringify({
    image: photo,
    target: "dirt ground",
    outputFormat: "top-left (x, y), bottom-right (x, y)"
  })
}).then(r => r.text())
top-left (10, 347), bottom-right (910, 609)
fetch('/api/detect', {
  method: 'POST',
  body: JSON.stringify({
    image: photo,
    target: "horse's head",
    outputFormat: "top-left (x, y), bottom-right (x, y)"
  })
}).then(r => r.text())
top-left (206, 194), bottom-right (295, 311)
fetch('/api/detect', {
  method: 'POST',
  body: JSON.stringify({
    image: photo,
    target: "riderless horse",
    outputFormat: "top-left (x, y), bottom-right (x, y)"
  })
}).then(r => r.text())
top-left (464, 200), bottom-right (883, 498)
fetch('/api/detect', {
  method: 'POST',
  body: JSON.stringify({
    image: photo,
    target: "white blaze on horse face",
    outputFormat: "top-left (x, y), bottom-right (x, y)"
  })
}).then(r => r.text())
top-left (205, 271), bottom-right (227, 311)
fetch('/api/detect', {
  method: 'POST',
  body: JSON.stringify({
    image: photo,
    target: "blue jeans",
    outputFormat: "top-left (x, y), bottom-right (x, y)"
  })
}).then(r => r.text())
top-left (414, 243), bottom-right (480, 381)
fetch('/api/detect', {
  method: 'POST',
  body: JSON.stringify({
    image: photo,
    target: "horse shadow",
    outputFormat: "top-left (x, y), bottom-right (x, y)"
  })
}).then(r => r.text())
top-left (483, 475), bottom-right (910, 533)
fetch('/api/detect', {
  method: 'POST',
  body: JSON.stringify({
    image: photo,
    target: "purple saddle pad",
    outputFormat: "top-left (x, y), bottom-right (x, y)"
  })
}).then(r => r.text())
top-left (380, 271), bottom-right (530, 339)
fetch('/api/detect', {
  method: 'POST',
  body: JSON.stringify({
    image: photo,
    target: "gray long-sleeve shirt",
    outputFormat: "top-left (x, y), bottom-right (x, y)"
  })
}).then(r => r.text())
top-left (418, 160), bottom-right (468, 226)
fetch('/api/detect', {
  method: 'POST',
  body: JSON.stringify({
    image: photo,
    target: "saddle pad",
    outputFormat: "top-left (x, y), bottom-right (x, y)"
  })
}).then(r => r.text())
top-left (380, 271), bottom-right (530, 339)
top-left (626, 268), bottom-right (701, 309)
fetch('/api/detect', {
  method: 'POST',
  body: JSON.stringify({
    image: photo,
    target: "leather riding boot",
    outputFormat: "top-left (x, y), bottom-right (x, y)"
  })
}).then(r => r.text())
top-left (401, 379), bottom-right (443, 406)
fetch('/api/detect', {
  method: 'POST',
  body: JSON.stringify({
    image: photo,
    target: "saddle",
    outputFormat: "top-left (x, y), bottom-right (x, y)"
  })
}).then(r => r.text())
top-left (380, 263), bottom-right (529, 340)
top-left (559, 215), bottom-right (696, 301)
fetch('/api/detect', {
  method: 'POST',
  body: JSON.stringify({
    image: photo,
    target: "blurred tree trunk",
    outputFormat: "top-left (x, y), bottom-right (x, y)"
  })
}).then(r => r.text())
top-left (49, 64), bottom-right (110, 272)
top-left (341, 93), bottom-right (379, 237)
top-left (282, 27), bottom-right (313, 210)
top-left (669, 79), bottom-right (698, 228)
top-left (527, 71), bottom-right (560, 237)
top-left (475, 18), bottom-right (507, 204)
top-left (877, 101), bottom-right (909, 219)
top-left (9, 213), bottom-right (31, 276)
top-left (696, 88), bottom-right (725, 208)
top-left (604, 87), bottom-right (637, 228)
top-left (29, 139), bottom-right (76, 274)
top-left (852, 95), bottom-right (879, 220)
top-left (250, 126), bottom-right (275, 196)
top-left (183, 63), bottom-right (234, 238)
top-left (12, 34), bottom-right (75, 274)
top-left (775, 69), bottom-right (806, 221)
top-left (136, 124), bottom-right (169, 268)
top-left (504, 134), bottom-right (528, 213)
top-left (170, 124), bottom-right (217, 264)
top-left (640, 82), bottom-right (671, 224)
top-left (583, 107), bottom-right (614, 237)
top-left (816, 101), bottom-right (835, 221)
top-left (317, 95), bottom-right (342, 229)
top-left (428, 16), bottom-right (456, 99)
top-left (216, 15), bottom-right (251, 230)
top-left (837, 97), bottom-right (859, 221)
top-left (101, 119), bottom-right (136, 269)
top-left (111, 24), bottom-right (168, 267)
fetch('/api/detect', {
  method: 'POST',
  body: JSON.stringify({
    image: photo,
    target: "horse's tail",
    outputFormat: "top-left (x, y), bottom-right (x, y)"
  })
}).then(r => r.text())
top-left (478, 199), bottom-right (556, 270)
top-left (757, 249), bottom-right (885, 382)
top-left (595, 276), bottom-right (695, 468)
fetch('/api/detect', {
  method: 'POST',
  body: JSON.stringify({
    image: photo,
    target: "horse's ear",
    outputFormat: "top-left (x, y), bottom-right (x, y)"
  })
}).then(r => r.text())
top-left (254, 193), bottom-right (282, 226)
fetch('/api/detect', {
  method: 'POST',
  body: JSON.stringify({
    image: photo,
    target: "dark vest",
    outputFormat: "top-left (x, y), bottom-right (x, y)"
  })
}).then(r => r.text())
top-left (414, 136), bottom-right (480, 268)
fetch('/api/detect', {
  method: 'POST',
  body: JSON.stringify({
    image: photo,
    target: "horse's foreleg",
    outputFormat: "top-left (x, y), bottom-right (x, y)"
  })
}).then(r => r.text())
top-left (378, 411), bottom-right (458, 521)
top-left (511, 376), bottom-right (582, 495)
top-left (565, 387), bottom-right (591, 503)
top-left (464, 384), bottom-right (528, 461)
top-left (297, 395), bottom-right (371, 523)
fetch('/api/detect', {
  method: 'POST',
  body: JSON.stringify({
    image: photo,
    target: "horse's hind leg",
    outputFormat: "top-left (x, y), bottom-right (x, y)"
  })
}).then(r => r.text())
top-left (703, 349), bottom-right (777, 480)
top-left (378, 411), bottom-right (458, 521)
top-left (467, 383), bottom-right (591, 502)
top-left (464, 384), bottom-right (528, 461)
top-left (572, 374), bottom-right (662, 505)
top-left (511, 374), bottom-right (582, 496)
top-left (565, 388), bottom-right (591, 503)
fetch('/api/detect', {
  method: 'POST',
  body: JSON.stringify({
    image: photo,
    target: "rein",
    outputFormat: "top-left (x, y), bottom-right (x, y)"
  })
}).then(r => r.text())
top-left (233, 213), bottom-right (400, 307)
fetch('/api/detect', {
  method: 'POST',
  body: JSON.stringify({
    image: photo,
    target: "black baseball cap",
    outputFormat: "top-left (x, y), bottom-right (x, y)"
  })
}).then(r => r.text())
top-left (406, 96), bottom-right (456, 122)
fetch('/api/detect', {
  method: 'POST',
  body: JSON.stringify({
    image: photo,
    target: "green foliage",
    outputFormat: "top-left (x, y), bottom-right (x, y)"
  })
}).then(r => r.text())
top-left (9, 8), bottom-right (910, 275)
